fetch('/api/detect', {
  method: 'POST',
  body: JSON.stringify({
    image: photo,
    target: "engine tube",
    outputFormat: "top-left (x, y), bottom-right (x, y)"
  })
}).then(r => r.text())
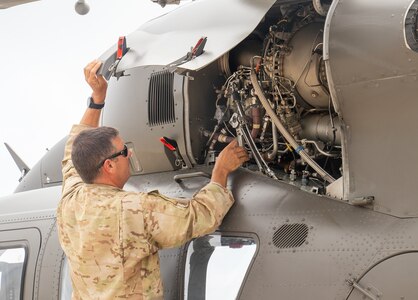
top-left (250, 69), bottom-right (335, 183)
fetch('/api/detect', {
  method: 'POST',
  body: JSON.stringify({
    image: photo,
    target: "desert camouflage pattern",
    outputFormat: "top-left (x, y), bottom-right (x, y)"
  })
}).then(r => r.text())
top-left (57, 124), bottom-right (234, 299)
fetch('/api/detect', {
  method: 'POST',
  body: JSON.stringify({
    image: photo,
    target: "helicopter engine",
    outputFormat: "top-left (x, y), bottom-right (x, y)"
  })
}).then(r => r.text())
top-left (200, 4), bottom-right (340, 192)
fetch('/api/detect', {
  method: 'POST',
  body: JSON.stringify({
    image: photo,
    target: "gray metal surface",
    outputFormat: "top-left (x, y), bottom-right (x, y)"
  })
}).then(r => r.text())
top-left (283, 22), bottom-right (329, 108)
top-left (100, 0), bottom-right (276, 72)
top-left (103, 65), bottom-right (186, 174)
top-left (347, 252), bottom-right (418, 299)
top-left (0, 185), bottom-right (60, 218)
top-left (14, 137), bottom-right (66, 193)
top-left (183, 60), bottom-right (225, 163)
top-left (0, 0), bottom-right (38, 9)
top-left (325, 0), bottom-right (418, 217)
top-left (158, 247), bottom-right (184, 299)
top-left (0, 186), bottom-right (64, 300)
top-left (5, 0), bottom-right (418, 299)
top-left (125, 167), bottom-right (418, 299)
top-left (2, 168), bottom-right (418, 299)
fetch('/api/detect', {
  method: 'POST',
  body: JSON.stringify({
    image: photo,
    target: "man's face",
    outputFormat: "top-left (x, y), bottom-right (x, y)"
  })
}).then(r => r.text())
top-left (110, 136), bottom-right (132, 188)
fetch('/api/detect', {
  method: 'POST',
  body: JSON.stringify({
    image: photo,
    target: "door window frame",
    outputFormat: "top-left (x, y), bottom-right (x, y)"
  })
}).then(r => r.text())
top-left (180, 231), bottom-right (259, 300)
top-left (0, 228), bottom-right (41, 300)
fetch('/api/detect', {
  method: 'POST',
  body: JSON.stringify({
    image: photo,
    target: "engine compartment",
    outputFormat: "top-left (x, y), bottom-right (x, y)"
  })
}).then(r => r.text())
top-left (194, 1), bottom-right (339, 194)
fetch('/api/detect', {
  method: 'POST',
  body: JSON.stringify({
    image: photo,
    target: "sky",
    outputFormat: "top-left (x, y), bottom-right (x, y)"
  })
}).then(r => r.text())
top-left (0, 0), bottom-right (186, 197)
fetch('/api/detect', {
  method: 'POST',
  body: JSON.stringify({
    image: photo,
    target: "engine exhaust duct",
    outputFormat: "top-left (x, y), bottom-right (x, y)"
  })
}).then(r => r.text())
top-left (300, 114), bottom-right (341, 146)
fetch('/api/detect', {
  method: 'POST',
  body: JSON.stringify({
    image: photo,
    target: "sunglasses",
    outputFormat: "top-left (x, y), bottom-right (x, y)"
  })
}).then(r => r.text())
top-left (97, 144), bottom-right (128, 169)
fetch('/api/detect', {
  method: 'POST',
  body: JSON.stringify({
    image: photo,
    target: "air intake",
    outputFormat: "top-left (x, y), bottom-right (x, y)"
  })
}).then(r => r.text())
top-left (272, 223), bottom-right (309, 249)
top-left (148, 70), bottom-right (175, 126)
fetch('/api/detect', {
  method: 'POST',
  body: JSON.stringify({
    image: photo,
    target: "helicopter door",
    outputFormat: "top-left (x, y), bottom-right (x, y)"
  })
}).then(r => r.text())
top-left (346, 252), bottom-right (418, 299)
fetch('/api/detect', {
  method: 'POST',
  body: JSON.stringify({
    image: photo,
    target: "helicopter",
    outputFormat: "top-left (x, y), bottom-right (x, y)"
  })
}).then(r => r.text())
top-left (2, 0), bottom-right (418, 299)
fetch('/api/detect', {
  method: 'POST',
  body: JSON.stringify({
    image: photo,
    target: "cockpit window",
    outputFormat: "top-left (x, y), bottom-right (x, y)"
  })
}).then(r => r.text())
top-left (405, 1), bottom-right (418, 51)
top-left (183, 234), bottom-right (257, 300)
top-left (0, 247), bottom-right (26, 300)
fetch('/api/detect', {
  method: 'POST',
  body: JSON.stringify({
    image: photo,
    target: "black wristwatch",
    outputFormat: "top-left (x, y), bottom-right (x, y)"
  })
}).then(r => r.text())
top-left (87, 96), bottom-right (105, 109)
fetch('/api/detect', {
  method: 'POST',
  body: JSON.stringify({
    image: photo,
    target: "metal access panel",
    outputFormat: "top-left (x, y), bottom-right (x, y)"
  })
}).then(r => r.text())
top-left (103, 65), bottom-right (186, 174)
top-left (100, 0), bottom-right (277, 72)
top-left (325, 0), bottom-right (418, 217)
top-left (347, 252), bottom-right (418, 299)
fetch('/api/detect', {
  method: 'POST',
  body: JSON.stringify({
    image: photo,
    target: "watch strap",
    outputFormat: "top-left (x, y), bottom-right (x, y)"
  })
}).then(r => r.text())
top-left (88, 97), bottom-right (105, 109)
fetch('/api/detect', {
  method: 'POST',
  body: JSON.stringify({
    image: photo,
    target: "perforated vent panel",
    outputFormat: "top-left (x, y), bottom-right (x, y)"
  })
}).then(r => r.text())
top-left (148, 70), bottom-right (175, 126)
top-left (272, 223), bottom-right (309, 249)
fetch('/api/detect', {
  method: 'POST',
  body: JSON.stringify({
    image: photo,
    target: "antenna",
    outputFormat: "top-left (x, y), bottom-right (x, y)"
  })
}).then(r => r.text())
top-left (4, 143), bottom-right (30, 182)
top-left (75, 0), bottom-right (90, 15)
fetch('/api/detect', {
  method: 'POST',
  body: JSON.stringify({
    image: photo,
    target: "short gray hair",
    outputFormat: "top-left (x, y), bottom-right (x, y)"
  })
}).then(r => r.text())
top-left (71, 126), bottom-right (119, 183)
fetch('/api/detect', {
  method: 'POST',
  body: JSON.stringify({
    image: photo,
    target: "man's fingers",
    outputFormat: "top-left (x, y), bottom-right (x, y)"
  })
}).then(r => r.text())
top-left (237, 152), bottom-right (249, 159)
top-left (90, 60), bottom-right (102, 75)
top-left (97, 74), bottom-right (107, 86)
top-left (227, 139), bottom-right (238, 148)
top-left (234, 147), bottom-right (248, 158)
top-left (82, 59), bottom-right (108, 103)
top-left (238, 156), bottom-right (249, 164)
top-left (84, 60), bottom-right (97, 78)
top-left (230, 148), bottom-right (249, 165)
top-left (87, 62), bottom-right (100, 82)
top-left (234, 147), bottom-right (247, 154)
top-left (84, 60), bottom-right (102, 83)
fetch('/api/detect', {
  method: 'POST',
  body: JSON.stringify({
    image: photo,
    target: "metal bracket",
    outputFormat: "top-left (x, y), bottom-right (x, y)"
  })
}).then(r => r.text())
top-left (346, 278), bottom-right (381, 300)
top-left (350, 196), bottom-right (374, 206)
top-left (174, 172), bottom-right (211, 184)
top-left (170, 36), bottom-right (207, 67)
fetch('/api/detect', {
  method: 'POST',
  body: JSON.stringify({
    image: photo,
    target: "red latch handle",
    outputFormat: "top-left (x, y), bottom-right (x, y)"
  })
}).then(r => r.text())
top-left (117, 36), bottom-right (127, 59)
top-left (160, 137), bottom-right (176, 151)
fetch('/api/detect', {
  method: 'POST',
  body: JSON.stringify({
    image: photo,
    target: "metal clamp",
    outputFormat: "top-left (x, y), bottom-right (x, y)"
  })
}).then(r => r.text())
top-left (346, 278), bottom-right (380, 300)
top-left (231, 93), bottom-right (277, 179)
top-left (174, 172), bottom-right (211, 183)
top-left (350, 196), bottom-right (374, 206)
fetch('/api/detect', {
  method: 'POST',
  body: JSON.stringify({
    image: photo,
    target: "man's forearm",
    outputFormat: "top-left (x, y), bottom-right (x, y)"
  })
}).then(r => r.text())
top-left (80, 107), bottom-right (102, 128)
top-left (210, 165), bottom-right (229, 188)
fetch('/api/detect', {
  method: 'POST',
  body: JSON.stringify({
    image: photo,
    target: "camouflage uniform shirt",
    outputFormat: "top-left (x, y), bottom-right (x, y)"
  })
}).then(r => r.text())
top-left (57, 124), bottom-right (234, 299)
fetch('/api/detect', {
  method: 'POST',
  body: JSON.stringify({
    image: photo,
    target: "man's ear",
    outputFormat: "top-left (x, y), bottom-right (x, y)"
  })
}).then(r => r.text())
top-left (102, 159), bottom-right (115, 175)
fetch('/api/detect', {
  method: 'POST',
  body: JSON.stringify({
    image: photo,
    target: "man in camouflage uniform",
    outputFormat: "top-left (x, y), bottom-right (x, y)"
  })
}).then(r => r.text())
top-left (57, 60), bottom-right (249, 299)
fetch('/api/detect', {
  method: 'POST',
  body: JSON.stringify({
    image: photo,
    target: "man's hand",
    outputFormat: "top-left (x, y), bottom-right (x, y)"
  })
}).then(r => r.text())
top-left (84, 60), bottom-right (108, 103)
top-left (211, 139), bottom-right (249, 187)
top-left (216, 139), bottom-right (249, 173)
top-left (80, 60), bottom-right (108, 127)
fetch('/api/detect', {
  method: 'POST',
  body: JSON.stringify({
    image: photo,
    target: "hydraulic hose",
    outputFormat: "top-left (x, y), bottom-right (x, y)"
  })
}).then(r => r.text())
top-left (250, 70), bottom-right (335, 183)
top-left (265, 122), bottom-right (278, 161)
top-left (313, 0), bottom-right (329, 17)
top-left (251, 107), bottom-right (261, 138)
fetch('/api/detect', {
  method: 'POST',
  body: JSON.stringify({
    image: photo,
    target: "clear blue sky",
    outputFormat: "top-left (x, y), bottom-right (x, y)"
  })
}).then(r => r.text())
top-left (0, 0), bottom-right (184, 197)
